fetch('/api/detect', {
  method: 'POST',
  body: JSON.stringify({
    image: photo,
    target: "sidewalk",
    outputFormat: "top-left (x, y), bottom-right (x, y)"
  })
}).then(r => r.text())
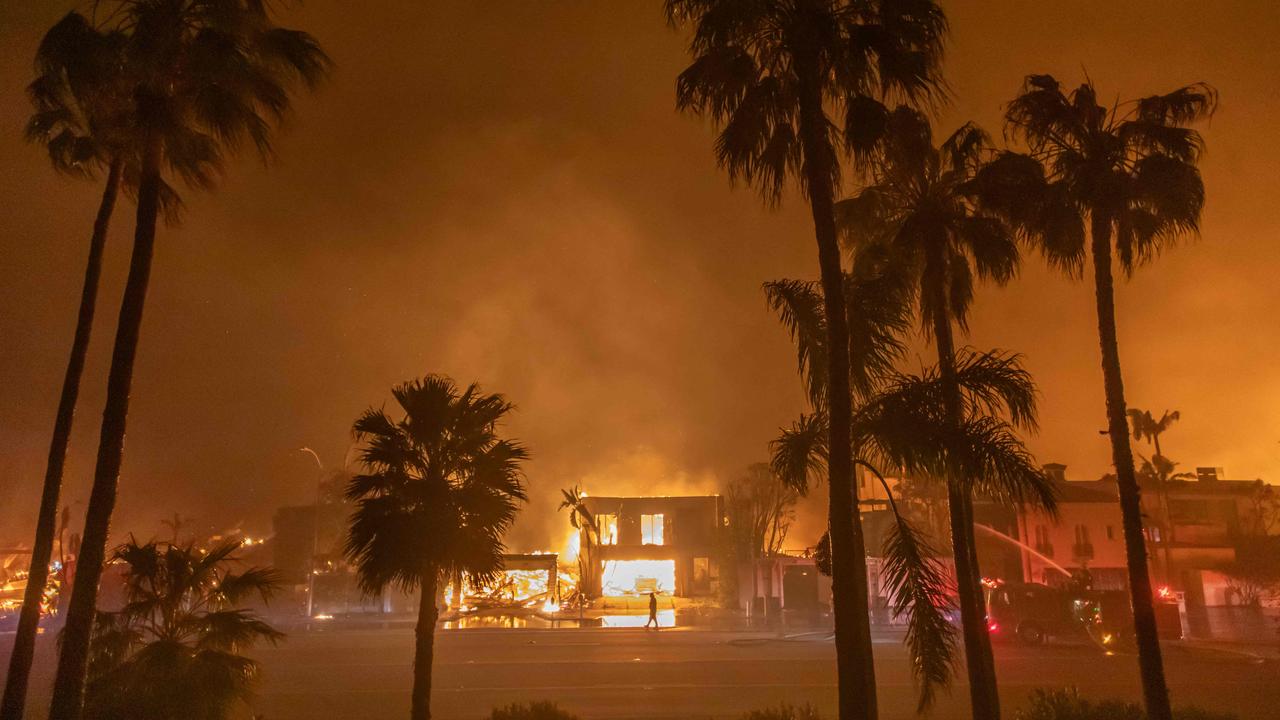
top-left (1172, 637), bottom-right (1280, 662)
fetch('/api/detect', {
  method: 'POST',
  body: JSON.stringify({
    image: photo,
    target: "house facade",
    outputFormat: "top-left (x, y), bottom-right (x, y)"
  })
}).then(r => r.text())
top-left (1016, 466), bottom-right (1130, 590)
top-left (1138, 467), bottom-right (1274, 607)
top-left (1016, 464), bottom-right (1277, 608)
top-left (579, 495), bottom-right (723, 598)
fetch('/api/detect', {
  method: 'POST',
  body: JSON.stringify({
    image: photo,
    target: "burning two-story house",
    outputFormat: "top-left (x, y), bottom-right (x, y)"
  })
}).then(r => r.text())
top-left (577, 495), bottom-right (724, 598)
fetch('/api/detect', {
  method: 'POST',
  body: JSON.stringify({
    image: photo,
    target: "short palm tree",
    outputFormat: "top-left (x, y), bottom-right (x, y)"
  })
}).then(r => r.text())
top-left (665, 6), bottom-right (947, 715)
top-left (346, 375), bottom-right (529, 720)
top-left (767, 272), bottom-right (1054, 711)
top-left (837, 108), bottom-right (1032, 718)
top-left (81, 538), bottom-right (283, 720)
top-left (1128, 408), bottom-right (1180, 459)
top-left (1129, 408), bottom-right (1182, 582)
top-left (996, 75), bottom-right (1216, 720)
top-left (48, 5), bottom-right (328, 718)
top-left (558, 486), bottom-right (598, 602)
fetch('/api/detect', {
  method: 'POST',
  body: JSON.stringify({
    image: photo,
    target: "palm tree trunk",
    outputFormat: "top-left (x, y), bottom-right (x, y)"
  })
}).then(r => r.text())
top-left (48, 136), bottom-right (162, 720)
top-left (412, 575), bottom-right (440, 720)
top-left (1151, 435), bottom-right (1175, 587)
top-left (1089, 218), bottom-right (1173, 720)
top-left (0, 159), bottom-right (123, 720)
top-left (930, 290), bottom-right (1001, 720)
top-left (796, 64), bottom-right (876, 720)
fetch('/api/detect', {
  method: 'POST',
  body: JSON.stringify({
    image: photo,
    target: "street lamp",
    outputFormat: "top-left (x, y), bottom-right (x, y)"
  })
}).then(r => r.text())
top-left (299, 447), bottom-right (324, 619)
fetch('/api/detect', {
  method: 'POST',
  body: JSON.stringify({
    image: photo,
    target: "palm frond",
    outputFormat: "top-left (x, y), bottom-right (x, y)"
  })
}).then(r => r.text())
top-left (951, 417), bottom-right (1057, 512)
top-left (769, 412), bottom-right (829, 495)
top-left (951, 349), bottom-right (1038, 431)
top-left (194, 610), bottom-right (285, 652)
top-left (215, 566), bottom-right (280, 606)
top-left (844, 262), bottom-right (913, 397)
top-left (852, 359), bottom-right (1050, 512)
top-left (764, 279), bottom-right (829, 406)
top-left (1133, 83), bottom-right (1218, 126)
top-left (940, 122), bottom-right (986, 172)
top-left (881, 511), bottom-right (957, 711)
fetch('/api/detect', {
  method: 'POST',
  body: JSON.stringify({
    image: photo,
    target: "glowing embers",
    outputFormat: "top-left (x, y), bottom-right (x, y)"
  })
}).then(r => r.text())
top-left (481, 569), bottom-right (550, 603)
top-left (601, 559), bottom-right (674, 596)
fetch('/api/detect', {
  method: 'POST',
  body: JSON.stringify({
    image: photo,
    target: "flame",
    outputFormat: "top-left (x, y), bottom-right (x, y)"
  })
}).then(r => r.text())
top-left (601, 559), bottom-right (674, 596)
top-left (561, 528), bottom-right (581, 562)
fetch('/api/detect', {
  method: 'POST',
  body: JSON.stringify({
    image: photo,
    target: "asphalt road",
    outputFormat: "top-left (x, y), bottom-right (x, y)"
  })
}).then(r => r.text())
top-left (3, 626), bottom-right (1276, 719)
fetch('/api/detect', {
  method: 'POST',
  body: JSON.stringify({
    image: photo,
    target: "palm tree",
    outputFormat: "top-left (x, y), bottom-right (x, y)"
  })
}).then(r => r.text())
top-left (558, 486), bottom-right (598, 602)
top-left (81, 538), bottom-right (283, 720)
top-left (345, 375), bottom-right (529, 720)
top-left (666, 5), bottom-right (946, 715)
top-left (770, 355), bottom-right (1056, 712)
top-left (1136, 451), bottom-right (1195, 583)
top-left (836, 108), bottom-right (1027, 719)
top-left (46, 5), bottom-right (328, 719)
top-left (0, 17), bottom-right (133, 719)
top-left (1129, 408), bottom-right (1182, 583)
top-left (767, 272), bottom-right (1054, 711)
top-left (1129, 408), bottom-right (1180, 460)
top-left (997, 75), bottom-right (1216, 720)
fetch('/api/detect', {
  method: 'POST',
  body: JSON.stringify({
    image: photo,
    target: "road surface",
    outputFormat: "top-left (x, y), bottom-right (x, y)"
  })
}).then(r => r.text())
top-left (3, 626), bottom-right (1275, 719)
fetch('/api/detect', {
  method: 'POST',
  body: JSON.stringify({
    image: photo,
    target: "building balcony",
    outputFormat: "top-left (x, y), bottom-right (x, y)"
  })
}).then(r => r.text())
top-left (1166, 524), bottom-right (1231, 547)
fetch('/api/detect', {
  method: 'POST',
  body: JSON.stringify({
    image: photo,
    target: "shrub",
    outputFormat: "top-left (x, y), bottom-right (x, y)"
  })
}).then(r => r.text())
top-left (489, 701), bottom-right (580, 720)
top-left (83, 539), bottom-right (283, 720)
top-left (1015, 688), bottom-right (1237, 720)
top-left (1015, 689), bottom-right (1142, 720)
top-left (742, 704), bottom-right (823, 720)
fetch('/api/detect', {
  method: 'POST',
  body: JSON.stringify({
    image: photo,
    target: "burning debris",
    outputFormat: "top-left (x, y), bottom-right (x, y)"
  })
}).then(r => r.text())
top-left (445, 554), bottom-right (562, 615)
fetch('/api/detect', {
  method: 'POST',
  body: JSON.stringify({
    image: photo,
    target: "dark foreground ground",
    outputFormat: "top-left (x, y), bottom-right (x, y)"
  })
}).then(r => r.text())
top-left (3, 625), bottom-right (1277, 719)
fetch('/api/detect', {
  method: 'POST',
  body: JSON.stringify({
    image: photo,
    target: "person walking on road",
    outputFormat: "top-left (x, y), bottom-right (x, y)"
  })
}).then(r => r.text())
top-left (645, 591), bottom-right (659, 629)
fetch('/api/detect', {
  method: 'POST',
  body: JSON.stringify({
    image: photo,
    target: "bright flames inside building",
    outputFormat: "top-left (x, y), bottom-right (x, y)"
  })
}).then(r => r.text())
top-left (601, 559), bottom-right (676, 596)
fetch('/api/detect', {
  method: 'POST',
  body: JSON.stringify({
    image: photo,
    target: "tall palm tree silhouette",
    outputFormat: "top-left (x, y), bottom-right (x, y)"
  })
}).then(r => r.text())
top-left (1, 15), bottom-right (132, 719)
top-left (995, 75), bottom-right (1216, 720)
top-left (346, 375), bottom-right (529, 720)
top-left (47, 4), bottom-right (328, 719)
top-left (665, 3), bottom-right (945, 716)
top-left (837, 108), bottom-right (1035, 718)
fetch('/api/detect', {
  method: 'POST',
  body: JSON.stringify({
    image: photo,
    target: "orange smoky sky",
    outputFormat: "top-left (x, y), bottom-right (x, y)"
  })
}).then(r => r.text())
top-left (1, 1), bottom-right (1278, 550)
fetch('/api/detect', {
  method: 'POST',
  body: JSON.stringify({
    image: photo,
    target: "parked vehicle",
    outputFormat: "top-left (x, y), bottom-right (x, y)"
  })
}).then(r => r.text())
top-left (985, 581), bottom-right (1079, 645)
top-left (983, 579), bottom-right (1179, 647)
